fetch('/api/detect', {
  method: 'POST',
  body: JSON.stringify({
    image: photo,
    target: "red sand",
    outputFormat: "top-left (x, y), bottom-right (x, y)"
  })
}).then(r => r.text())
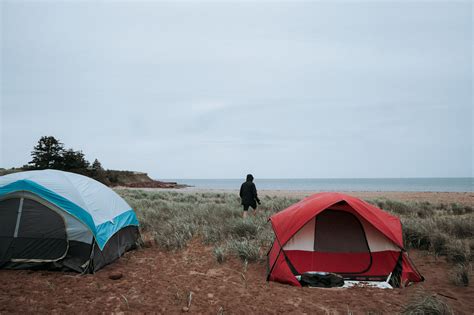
top-left (1, 240), bottom-right (472, 314)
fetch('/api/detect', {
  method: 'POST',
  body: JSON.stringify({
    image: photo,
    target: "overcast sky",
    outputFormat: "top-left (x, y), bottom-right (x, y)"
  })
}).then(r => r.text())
top-left (1, 0), bottom-right (472, 179)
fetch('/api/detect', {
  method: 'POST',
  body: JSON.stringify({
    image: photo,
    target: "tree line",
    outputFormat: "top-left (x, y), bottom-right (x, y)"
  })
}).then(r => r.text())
top-left (1, 136), bottom-right (151, 186)
top-left (26, 136), bottom-right (112, 184)
top-left (29, 136), bottom-right (102, 171)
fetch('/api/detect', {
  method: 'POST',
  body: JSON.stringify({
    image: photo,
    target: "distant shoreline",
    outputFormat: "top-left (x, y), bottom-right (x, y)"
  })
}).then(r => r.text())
top-left (158, 178), bottom-right (473, 193)
top-left (115, 187), bottom-right (473, 206)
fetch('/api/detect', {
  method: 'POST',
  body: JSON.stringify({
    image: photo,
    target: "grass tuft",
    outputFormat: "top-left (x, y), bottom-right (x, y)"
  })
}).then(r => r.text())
top-left (450, 264), bottom-right (471, 287)
top-left (213, 245), bottom-right (226, 264)
top-left (226, 238), bottom-right (262, 262)
top-left (377, 199), bottom-right (413, 215)
top-left (230, 219), bottom-right (259, 239)
top-left (401, 218), bottom-right (432, 250)
top-left (402, 293), bottom-right (453, 315)
top-left (445, 240), bottom-right (470, 264)
top-left (430, 233), bottom-right (449, 257)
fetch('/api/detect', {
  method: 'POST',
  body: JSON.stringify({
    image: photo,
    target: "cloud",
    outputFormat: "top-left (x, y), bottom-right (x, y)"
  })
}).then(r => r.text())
top-left (1, 1), bottom-right (472, 178)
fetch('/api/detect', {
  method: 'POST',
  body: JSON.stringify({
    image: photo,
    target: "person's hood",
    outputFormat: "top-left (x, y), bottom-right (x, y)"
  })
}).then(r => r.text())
top-left (246, 174), bottom-right (254, 182)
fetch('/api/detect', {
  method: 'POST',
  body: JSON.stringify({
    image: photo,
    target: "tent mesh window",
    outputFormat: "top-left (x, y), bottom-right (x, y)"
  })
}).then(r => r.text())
top-left (314, 210), bottom-right (370, 253)
top-left (2, 198), bottom-right (68, 261)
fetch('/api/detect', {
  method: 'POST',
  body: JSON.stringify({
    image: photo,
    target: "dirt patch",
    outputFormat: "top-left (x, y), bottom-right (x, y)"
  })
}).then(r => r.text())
top-left (0, 240), bottom-right (472, 314)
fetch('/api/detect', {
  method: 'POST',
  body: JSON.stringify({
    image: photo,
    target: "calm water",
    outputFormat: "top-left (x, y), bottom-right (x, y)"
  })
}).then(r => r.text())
top-left (161, 178), bottom-right (473, 192)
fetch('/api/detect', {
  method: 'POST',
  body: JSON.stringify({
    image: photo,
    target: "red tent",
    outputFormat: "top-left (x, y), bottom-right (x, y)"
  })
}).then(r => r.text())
top-left (267, 192), bottom-right (423, 287)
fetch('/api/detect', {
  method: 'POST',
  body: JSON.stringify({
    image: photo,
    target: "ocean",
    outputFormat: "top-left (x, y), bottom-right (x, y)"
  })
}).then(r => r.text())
top-left (161, 178), bottom-right (473, 192)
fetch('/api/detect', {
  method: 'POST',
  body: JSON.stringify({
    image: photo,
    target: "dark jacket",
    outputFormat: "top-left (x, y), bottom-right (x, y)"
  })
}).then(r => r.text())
top-left (240, 175), bottom-right (260, 207)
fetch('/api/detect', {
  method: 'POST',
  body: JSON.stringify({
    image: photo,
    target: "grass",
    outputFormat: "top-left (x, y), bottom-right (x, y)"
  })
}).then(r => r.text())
top-left (227, 239), bottom-right (262, 262)
top-left (368, 199), bottom-right (473, 265)
top-left (213, 245), bottom-right (226, 264)
top-left (118, 189), bottom-right (473, 273)
top-left (450, 264), bottom-right (471, 287)
top-left (118, 189), bottom-right (298, 263)
top-left (402, 293), bottom-right (453, 315)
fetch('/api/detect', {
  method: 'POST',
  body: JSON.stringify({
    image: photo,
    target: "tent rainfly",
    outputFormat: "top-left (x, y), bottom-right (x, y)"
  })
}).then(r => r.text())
top-left (0, 170), bottom-right (140, 272)
top-left (267, 192), bottom-right (423, 287)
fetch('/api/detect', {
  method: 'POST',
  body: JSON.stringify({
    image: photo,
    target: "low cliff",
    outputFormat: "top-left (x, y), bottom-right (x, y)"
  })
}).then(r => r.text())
top-left (0, 168), bottom-right (184, 189)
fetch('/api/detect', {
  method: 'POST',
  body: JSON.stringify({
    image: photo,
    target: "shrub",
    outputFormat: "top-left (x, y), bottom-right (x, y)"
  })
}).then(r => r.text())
top-left (469, 239), bottom-right (474, 252)
top-left (402, 219), bottom-right (431, 250)
top-left (402, 293), bottom-right (453, 315)
top-left (154, 220), bottom-right (196, 250)
top-left (368, 199), bottom-right (438, 218)
top-left (449, 203), bottom-right (465, 215)
top-left (213, 246), bottom-right (226, 264)
top-left (202, 225), bottom-right (226, 244)
top-left (383, 200), bottom-right (413, 215)
top-left (230, 219), bottom-right (259, 239)
top-left (445, 240), bottom-right (470, 264)
top-left (415, 202), bottom-right (436, 218)
top-left (262, 196), bottom-right (299, 213)
top-left (450, 218), bottom-right (473, 239)
top-left (450, 264), bottom-right (470, 287)
top-left (373, 199), bottom-right (386, 210)
top-left (227, 239), bottom-right (261, 262)
top-left (430, 233), bottom-right (449, 257)
top-left (436, 217), bottom-right (474, 239)
top-left (462, 204), bottom-right (473, 214)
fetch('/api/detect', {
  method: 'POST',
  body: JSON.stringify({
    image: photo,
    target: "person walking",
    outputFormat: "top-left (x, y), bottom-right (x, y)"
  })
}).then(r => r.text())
top-left (239, 174), bottom-right (261, 219)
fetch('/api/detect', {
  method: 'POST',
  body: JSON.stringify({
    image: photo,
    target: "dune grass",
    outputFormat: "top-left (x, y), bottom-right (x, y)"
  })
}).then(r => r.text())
top-left (367, 199), bottom-right (473, 266)
top-left (118, 190), bottom-right (297, 263)
top-left (401, 293), bottom-right (453, 315)
top-left (118, 189), bottom-right (472, 282)
top-left (450, 263), bottom-right (471, 287)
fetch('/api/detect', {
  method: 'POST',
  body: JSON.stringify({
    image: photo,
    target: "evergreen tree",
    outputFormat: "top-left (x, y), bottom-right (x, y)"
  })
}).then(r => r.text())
top-left (29, 136), bottom-right (64, 169)
top-left (61, 149), bottom-right (90, 171)
top-left (92, 159), bottom-right (104, 171)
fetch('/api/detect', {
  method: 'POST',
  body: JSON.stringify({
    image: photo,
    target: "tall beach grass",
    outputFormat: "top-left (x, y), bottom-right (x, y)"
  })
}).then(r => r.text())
top-left (118, 190), bottom-right (472, 283)
top-left (119, 190), bottom-right (297, 262)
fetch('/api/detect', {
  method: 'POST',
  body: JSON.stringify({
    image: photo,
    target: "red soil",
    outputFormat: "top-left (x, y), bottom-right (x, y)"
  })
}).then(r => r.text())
top-left (1, 240), bottom-right (472, 314)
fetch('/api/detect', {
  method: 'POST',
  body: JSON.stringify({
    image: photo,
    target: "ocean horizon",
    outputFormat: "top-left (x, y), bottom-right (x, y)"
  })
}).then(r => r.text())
top-left (160, 178), bottom-right (473, 192)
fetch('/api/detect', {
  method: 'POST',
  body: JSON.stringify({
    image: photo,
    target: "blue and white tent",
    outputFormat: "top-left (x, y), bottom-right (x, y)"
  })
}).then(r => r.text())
top-left (0, 170), bottom-right (140, 272)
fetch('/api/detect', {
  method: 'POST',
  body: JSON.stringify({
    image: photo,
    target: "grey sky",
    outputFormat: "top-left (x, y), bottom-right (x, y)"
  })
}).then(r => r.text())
top-left (1, 0), bottom-right (472, 179)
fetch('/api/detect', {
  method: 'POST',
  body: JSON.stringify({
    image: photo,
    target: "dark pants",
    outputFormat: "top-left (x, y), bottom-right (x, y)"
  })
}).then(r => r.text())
top-left (243, 203), bottom-right (257, 211)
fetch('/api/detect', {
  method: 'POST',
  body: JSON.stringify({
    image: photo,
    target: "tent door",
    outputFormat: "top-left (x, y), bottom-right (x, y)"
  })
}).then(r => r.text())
top-left (0, 197), bottom-right (68, 263)
top-left (314, 210), bottom-right (372, 274)
top-left (0, 198), bottom-right (21, 264)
